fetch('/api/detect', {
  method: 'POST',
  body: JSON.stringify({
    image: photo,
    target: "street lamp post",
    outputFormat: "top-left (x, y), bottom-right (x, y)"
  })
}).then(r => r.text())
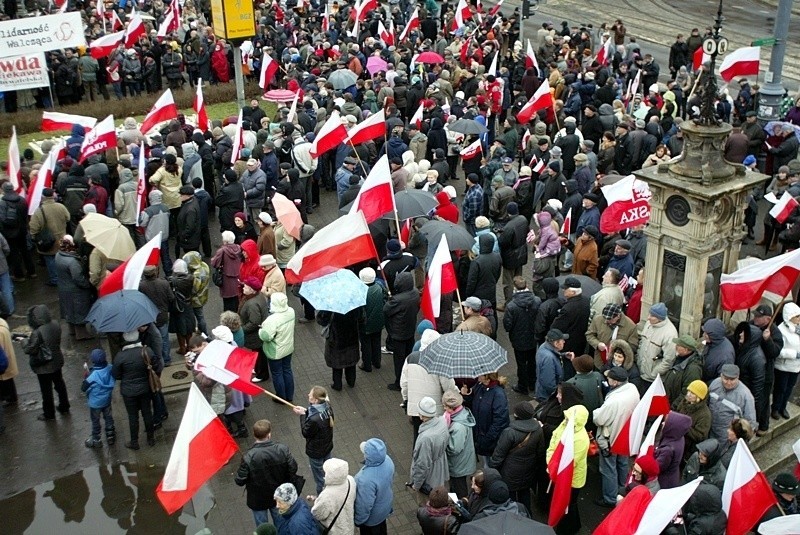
top-left (758, 0), bottom-right (793, 122)
top-left (696, 0), bottom-right (729, 127)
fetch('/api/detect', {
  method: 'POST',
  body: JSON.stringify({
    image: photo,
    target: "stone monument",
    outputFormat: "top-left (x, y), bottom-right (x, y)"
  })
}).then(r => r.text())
top-left (634, 1), bottom-right (767, 334)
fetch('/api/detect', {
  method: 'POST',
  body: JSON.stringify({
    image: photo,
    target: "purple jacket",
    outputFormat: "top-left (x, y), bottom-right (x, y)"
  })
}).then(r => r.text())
top-left (655, 411), bottom-right (692, 489)
top-left (536, 212), bottom-right (561, 257)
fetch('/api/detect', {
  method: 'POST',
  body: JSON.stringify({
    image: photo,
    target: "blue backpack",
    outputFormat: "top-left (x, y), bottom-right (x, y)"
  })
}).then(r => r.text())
top-left (0, 345), bottom-right (8, 375)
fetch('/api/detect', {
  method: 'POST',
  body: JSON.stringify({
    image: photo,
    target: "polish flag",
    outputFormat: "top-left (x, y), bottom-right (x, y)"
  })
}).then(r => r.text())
top-left (56, 0), bottom-right (68, 13)
top-left (460, 35), bottom-right (472, 66)
top-left (627, 414), bottom-right (664, 485)
top-left (533, 158), bottom-right (546, 174)
top-left (488, 0), bottom-right (504, 17)
top-left (560, 207), bottom-right (571, 235)
top-left (719, 46), bottom-right (761, 82)
top-left (596, 36), bottom-right (614, 66)
top-left (310, 110), bottom-right (349, 158)
top-left (526, 39), bottom-right (539, 71)
top-left (136, 140), bottom-right (147, 215)
top-left (410, 101), bottom-right (425, 129)
top-left (378, 20), bottom-right (394, 47)
top-left (721, 439), bottom-right (778, 535)
top-left (517, 80), bottom-right (553, 125)
top-left (619, 274), bottom-right (630, 293)
top-left (157, 0), bottom-right (181, 38)
top-left (108, 10), bottom-right (124, 31)
top-left (124, 13), bottom-right (146, 48)
top-left (460, 139), bottom-right (482, 160)
top-left (594, 477), bottom-right (704, 535)
top-left (487, 51), bottom-right (499, 77)
top-left (140, 89), bottom-right (178, 135)
top-left (793, 437), bottom-right (800, 481)
top-left (720, 247), bottom-right (800, 310)
top-left (398, 8), bottom-right (419, 42)
top-left (98, 233), bottom-right (162, 297)
top-left (356, 0), bottom-right (376, 21)
top-left (194, 81), bottom-right (211, 132)
top-left (7, 127), bottom-right (23, 195)
top-left (155, 383), bottom-right (239, 514)
top-left (321, 4), bottom-right (330, 32)
top-left (27, 143), bottom-right (62, 216)
top-left (547, 412), bottom-right (575, 527)
top-left (259, 54), bottom-right (279, 90)
top-left (285, 211), bottom-right (378, 284)
top-left (611, 375), bottom-right (669, 456)
top-left (769, 190), bottom-right (799, 224)
top-left (399, 218), bottom-right (412, 245)
top-left (96, 0), bottom-right (105, 18)
top-left (79, 115), bottom-right (117, 163)
top-left (349, 155), bottom-right (395, 223)
top-left (89, 31), bottom-right (124, 59)
top-left (42, 112), bottom-right (97, 133)
top-left (628, 69), bottom-right (642, 100)
top-left (230, 109), bottom-right (244, 165)
top-left (421, 235), bottom-right (458, 322)
top-left (693, 46), bottom-right (711, 71)
top-left (286, 91), bottom-right (299, 123)
top-left (193, 340), bottom-right (262, 395)
top-left (346, 109), bottom-right (386, 146)
top-left (450, 0), bottom-right (472, 33)
top-left (600, 174), bottom-right (652, 234)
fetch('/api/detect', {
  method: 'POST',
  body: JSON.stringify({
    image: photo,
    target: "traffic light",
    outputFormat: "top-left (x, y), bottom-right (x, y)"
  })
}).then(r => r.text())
top-left (522, 0), bottom-right (531, 18)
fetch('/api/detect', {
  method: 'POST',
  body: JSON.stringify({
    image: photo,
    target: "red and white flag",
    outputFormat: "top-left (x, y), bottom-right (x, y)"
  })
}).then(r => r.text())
top-left (398, 8), bottom-right (419, 42)
top-left (124, 13), bottom-right (146, 48)
top-left (89, 30), bottom-right (124, 59)
top-left (230, 109), bottom-right (244, 165)
top-left (693, 46), bottom-right (711, 71)
top-left (600, 174), bottom-right (652, 234)
top-left (547, 412), bottom-right (575, 527)
top-left (421, 235), bottom-right (458, 322)
top-left (194, 340), bottom-right (262, 395)
top-left (618, 273), bottom-right (630, 293)
top-left (41, 111), bottom-right (97, 133)
top-left (487, 51), bottom-right (499, 77)
top-left (56, 0), bottom-right (68, 13)
top-left (721, 439), bottom-right (778, 535)
top-left (349, 155), bottom-right (395, 223)
top-left (140, 89), bottom-right (178, 134)
top-left (136, 140), bottom-right (147, 215)
top-left (194, 81), bottom-right (211, 132)
top-left (27, 142), bottom-right (62, 216)
top-left (720, 247), bottom-right (800, 311)
top-left (526, 39), bottom-right (539, 71)
top-left (410, 101), bottom-right (425, 129)
top-left (517, 79), bottom-right (553, 125)
top-left (460, 139), bottom-right (482, 160)
top-left (596, 36), bottom-right (614, 66)
top-left (286, 91), bottom-right (299, 123)
top-left (346, 108), bottom-right (386, 146)
top-left (108, 10), bottom-right (124, 31)
top-left (719, 46), bottom-right (761, 82)
top-left (769, 190), bottom-right (799, 224)
top-left (488, 0), bottom-right (504, 17)
top-left (533, 157), bottom-right (546, 174)
top-left (450, 0), bottom-right (472, 33)
top-left (400, 218), bottom-right (412, 246)
top-left (285, 211), bottom-right (378, 284)
top-left (627, 414), bottom-right (664, 484)
top-left (611, 375), bottom-right (669, 456)
top-left (594, 477), bottom-right (704, 535)
top-left (259, 54), bottom-right (279, 89)
top-left (79, 115), bottom-right (116, 163)
top-left (356, 0), bottom-right (376, 21)
top-left (155, 383), bottom-right (239, 514)
top-left (310, 110), bottom-right (349, 158)
top-left (378, 20), bottom-right (394, 47)
top-left (98, 233), bottom-right (162, 297)
top-left (560, 207), bottom-right (572, 235)
top-left (627, 69), bottom-right (642, 100)
top-left (7, 126), bottom-right (23, 195)
top-left (157, 0), bottom-right (181, 38)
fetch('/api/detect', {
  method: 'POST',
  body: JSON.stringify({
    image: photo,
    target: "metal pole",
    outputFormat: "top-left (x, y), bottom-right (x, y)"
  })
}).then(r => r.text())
top-left (233, 46), bottom-right (246, 110)
top-left (758, 0), bottom-right (793, 122)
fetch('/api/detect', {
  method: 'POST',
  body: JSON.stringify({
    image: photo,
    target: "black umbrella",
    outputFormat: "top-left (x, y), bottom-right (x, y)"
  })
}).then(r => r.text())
top-left (448, 118), bottom-right (488, 136)
top-left (458, 512), bottom-right (556, 535)
top-left (418, 220), bottom-right (474, 251)
top-left (85, 290), bottom-right (159, 333)
top-left (340, 190), bottom-right (439, 221)
top-left (555, 274), bottom-right (602, 297)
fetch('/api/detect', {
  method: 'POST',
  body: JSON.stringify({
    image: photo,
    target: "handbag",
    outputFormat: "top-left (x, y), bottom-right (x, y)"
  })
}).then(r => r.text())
top-left (291, 473), bottom-right (306, 494)
top-left (31, 339), bottom-right (54, 367)
top-left (142, 348), bottom-right (162, 393)
top-left (212, 267), bottom-right (224, 287)
top-left (588, 431), bottom-right (600, 457)
top-left (33, 208), bottom-right (56, 252)
top-left (317, 480), bottom-right (350, 535)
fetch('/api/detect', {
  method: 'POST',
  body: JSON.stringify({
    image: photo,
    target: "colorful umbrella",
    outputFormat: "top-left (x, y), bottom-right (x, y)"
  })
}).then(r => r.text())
top-left (366, 56), bottom-right (388, 76)
top-left (418, 331), bottom-right (508, 378)
top-left (299, 269), bottom-right (368, 314)
top-left (80, 212), bottom-right (136, 261)
top-left (271, 192), bottom-right (304, 240)
top-left (262, 89), bottom-right (297, 103)
top-left (417, 51), bottom-right (445, 64)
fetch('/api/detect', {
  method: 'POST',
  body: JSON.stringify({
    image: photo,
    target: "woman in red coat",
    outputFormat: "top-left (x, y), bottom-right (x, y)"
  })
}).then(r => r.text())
top-left (434, 191), bottom-right (459, 224)
top-left (211, 43), bottom-right (230, 83)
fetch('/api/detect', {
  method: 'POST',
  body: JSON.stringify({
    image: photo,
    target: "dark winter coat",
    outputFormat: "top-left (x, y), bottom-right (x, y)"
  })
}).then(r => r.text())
top-left (111, 342), bottom-right (154, 398)
top-left (363, 283), bottom-right (387, 334)
top-left (683, 439), bottom-right (728, 491)
top-left (139, 273), bottom-right (174, 326)
top-left (732, 322), bottom-right (766, 405)
top-left (383, 272), bottom-right (421, 341)
top-left (467, 382), bottom-right (510, 456)
top-left (239, 294), bottom-right (269, 350)
top-left (663, 351), bottom-right (704, 403)
top-left (319, 308), bottom-right (362, 369)
top-left (497, 215), bottom-right (529, 270)
top-left (234, 440), bottom-right (298, 510)
top-left (417, 506), bottom-right (458, 534)
top-left (488, 418), bottom-right (545, 491)
top-left (177, 196), bottom-right (202, 251)
top-left (534, 286), bottom-right (564, 344)
top-left (215, 179), bottom-right (246, 232)
top-left (22, 305), bottom-right (64, 375)
top-left (502, 290), bottom-right (541, 350)
top-left (655, 411), bottom-right (692, 489)
top-left (674, 397), bottom-right (712, 461)
top-left (300, 401), bottom-right (334, 459)
top-left (550, 294), bottom-right (591, 357)
top-left (211, 243), bottom-right (243, 299)
top-left (466, 234), bottom-right (502, 306)
top-left (702, 319), bottom-right (735, 382)
top-left (54, 250), bottom-right (94, 324)
top-left (664, 483), bottom-right (727, 535)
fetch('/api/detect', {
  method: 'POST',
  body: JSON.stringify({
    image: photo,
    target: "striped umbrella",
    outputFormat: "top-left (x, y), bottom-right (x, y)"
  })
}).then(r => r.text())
top-left (418, 331), bottom-right (508, 378)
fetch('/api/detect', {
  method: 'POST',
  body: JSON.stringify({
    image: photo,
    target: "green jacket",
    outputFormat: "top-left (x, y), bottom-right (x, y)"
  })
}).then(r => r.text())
top-left (259, 293), bottom-right (295, 359)
top-left (184, 252), bottom-right (210, 307)
top-left (363, 283), bottom-right (387, 334)
top-left (567, 371), bottom-right (604, 418)
top-left (662, 352), bottom-right (703, 404)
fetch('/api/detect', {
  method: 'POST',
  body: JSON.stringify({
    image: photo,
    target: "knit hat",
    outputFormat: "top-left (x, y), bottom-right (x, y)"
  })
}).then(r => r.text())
top-left (173, 259), bottom-right (188, 274)
top-left (258, 212), bottom-right (273, 225)
top-left (572, 355), bottom-right (595, 374)
top-left (743, 155), bottom-right (757, 166)
top-left (212, 325), bottom-right (234, 343)
top-left (259, 254), bottom-right (277, 267)
top-left (442, 390), bottom-right (463, 409)
top-left (635, 453), bottom-right (661, 478)
top-left (234, 211), bottom-right (247, 222)
top-left (686, 380), bottom-right (708, 400)
top-left (359, 267), bottom-right (376, 284)
top-left (519, 166), bottom-right (532, 176)
top-left (418, 396), bottom-right (437, 418)
top-left (420, 329), bottom-right (441, 350)
top-left (241, 276), bottom-right (263, 291)
top-left (649, 303), bottom-right (668, 320)
top-left (2, 182), bottom-right (14, 193)
top-left (507, 202), bottom-right (519, 215)
top-left (274, 482), bottom-right (298, 506)
top-left (90, 348), bottom-right (107, 366)
top-left (548, 160), bottom-right (560, 172)
top-left (123, 330), bottom-right (140, 342)
top-left (607, 366), bottom-right (629, 382)
top-left (255, 522), bottom-right (278, 535)
top-left (475, 216), bottom-right (491, 229)
top-left (513, 401), bottom-right (536, 420)
top-left (386, 239), bottom-right (402, 257)
top-left (486, 480), bottom-right (510, 504)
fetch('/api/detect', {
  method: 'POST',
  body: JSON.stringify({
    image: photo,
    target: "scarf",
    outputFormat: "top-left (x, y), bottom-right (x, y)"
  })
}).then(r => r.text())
top-left (444, 405), bottom-right (463, 427)
top-left (512, 175), bottom-right (531, 190)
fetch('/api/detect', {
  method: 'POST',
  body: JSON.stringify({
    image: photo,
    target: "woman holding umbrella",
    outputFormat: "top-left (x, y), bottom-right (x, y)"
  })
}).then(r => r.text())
top-left (317, 308), bottom-right (362, 391)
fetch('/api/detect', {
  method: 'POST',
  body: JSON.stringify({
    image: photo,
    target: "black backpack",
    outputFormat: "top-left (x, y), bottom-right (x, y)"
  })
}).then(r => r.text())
top-left (1, 199), bottom-right (19, 230)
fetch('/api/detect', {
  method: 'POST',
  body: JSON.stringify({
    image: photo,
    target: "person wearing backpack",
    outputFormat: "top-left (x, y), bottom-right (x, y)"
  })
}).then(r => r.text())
top-left (0, 182), bottom-right (35, 281)
top-left (28, 188), bottom-right (70, 286)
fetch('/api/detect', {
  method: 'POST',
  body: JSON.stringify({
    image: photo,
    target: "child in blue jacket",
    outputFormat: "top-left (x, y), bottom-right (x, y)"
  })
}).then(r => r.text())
top-left (82, 349), bottom-right (116, 448)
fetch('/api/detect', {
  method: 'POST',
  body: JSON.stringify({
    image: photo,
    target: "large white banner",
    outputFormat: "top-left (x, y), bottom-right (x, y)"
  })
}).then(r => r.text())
top-left (0, 53), bottom-right (49, 91)
top-left (0, 12), bottom-right (86, 57)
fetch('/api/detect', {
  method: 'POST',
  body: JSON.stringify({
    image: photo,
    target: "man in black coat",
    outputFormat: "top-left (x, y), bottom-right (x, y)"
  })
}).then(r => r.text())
top-left (191, 132), bottom-right (215, 198)
top-left (235, 419), bottom-right (299, 527)
top-left (383, 272), bottom-right (420, 391)
top-left (497, 203), bottom-right (529, 306)
top-left (503, 278), bottom-right (542, 395)
top-left (466, 233), bottom-right (502, 309)
top-left (555, 121), bottom-right (581, 180)
top-left (550, 276), bottom-right (591, 380)
top-left (613, 123), bottom-right (635, 176)
top-left (176, 185), bottom-right (201, 256)
top-left (421, 13), bottom-right (438, 42)
top-left (215, 169), bottom-right (246, 232)
top-left (276, 169), bottom-right (308, 224)
top-left (581, 105), bottom-right (604, 149)
top-left (111, 330), bottom-right (156, 449)
top-left (750, 304), bottom-right (783, 435)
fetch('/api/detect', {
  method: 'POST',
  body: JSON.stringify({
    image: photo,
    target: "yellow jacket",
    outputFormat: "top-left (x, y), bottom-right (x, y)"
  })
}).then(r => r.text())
top-left (546, 405), bottom-right (590, 488)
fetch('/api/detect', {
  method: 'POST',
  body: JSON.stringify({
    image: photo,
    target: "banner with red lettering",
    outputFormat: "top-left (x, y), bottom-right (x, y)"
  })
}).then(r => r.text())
top-left (599, 174), bottom-right (652, 234)
top-left (0, 52), bottom-right (49, 92)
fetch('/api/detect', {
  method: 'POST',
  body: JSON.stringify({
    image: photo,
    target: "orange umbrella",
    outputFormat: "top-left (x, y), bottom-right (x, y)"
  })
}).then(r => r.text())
top-left (271, 192), bottom-right (304, 240)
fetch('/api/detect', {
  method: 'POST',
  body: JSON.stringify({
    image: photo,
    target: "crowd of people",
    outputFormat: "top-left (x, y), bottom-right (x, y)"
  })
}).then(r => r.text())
top-left (0, 0), bottom-right (799, 533)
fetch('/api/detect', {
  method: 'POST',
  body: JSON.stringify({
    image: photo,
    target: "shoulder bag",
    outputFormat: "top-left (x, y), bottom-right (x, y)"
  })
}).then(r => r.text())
top-left (34, 208), bottom-right (56, 252)
top-left (142, 348), bottom-right (162, 392)
top-left (318, 480), bottom-right (350, 535)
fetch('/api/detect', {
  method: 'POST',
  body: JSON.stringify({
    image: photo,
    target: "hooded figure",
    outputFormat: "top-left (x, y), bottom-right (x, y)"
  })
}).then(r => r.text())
top-left (181, 142), bottom-right (203, 185)
top-left (545, 405), bottom-right (590, 532)
top-left (732, 322), bottom-right (766, 424)
top-left (683, 438), bottom-right (728, 491)
top-left (466, 234), bottom-right (502, 307)
top-left (22, 305), bottom-right (69, 420)
top-left (702, 319), bottom-right (736, 382)
top-left (666, 482), bottom-right (727, 534)
top-left (654, 411), bottom-right (692, 488)
top-left (434, 190), bottom-right (459, 223)
top-left (311, 458), bottom-right (357, 535)
top-left (354, 438), bottom-right (395, 529)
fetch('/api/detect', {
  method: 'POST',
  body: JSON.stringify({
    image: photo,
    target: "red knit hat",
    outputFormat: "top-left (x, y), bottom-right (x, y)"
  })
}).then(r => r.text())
top-left (635, 453), bottom-right (660, 480)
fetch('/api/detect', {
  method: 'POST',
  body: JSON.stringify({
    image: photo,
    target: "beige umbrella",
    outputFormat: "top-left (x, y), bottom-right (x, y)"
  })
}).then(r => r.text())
top-left (80, 213), bottom-right (136, 261)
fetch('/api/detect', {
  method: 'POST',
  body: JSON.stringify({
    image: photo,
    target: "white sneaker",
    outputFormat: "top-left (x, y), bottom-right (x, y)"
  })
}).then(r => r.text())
top-left (252, 377), bottom-right (263, 383)
top-left (381, 346), bottom-right (392, 354)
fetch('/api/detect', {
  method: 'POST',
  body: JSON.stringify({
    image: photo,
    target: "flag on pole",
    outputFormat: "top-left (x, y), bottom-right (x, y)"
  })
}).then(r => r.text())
top-left (98, 233), bottom-right (162, 297)
top-left (721, 439), bottom-right (778, 535)
top-left (286, 91), bottom-right (299, 123)
top-left (488, 0), bottom-right (505, 16)
top-left (321, 4), bottom-right (330, 32)
top-left (516, 80), bottom-right (553, 125)
top-left (89, 30), bottom-right (124, 58)
top-left (108, 10), bottom-right (124, 31)
top-left (41, 112), bottom-right (97, 133)
top-left (27, 143), bottom-right (62, 216)
top-left (124, 13), bottom-right (146, 48)
top-left (626, 414), bottom-right (664, 484)
top-left (157, 0), bottom-right (181, 37)
top-left (230, 110), bottom-right (244, 165)
top-left (194, 81), bottom-right (211, 132)
top-left (7, 126), bottom-right (23, 194)
top-left (611, 375), bottom-right (669, 456)
top-left (309, 110), bottom-right (349, 158)
top-left (460, 139), bottom-right (482, 160)
top-left (596, 36), bottom-right (614, 66)
top-left (526, 39), bottom-right (539, 71)
top-left (140, 89), bottom-right (178, 134)
top-left (450, 0), bottom-right (472, 33)
top-left (155, 383), bottom-right (239, 514)
top-left (398, 8), bottom-right (419, 42)
top-left (193, 340), bottom-right (262, 395)
top-left (136, 140), bottom-right (147, 215)
top-left (421, 235), bottom-right (458, 322)
top-left (547, 412), bottom-right (575, 527)
top-left (346, 109), bottom-right (386, 146)
top-left (348, 155), bottom-right (396, 223)
top-left (410, 101), bottom-right (425, 128)
top-left (769, 191), bottom-right (799, 224)
top-left (719, 247), bottom-right (800, 310)
top-left (560, 208), bottom-right (572, 235)
top-left (693, 46), bottom-right (711, 71)
top-left (487, 51), bottom-right (499, 77)
top-left (259, 54), bottom-right (279, 89)
top-left (79, 115), bottom-right (117, 163)
top-left (628, 69), bottom-right (642, 101)
top-left (719, 46), bottom-right (761, 82)
top-left (533, 158), bottom-right (546, 174)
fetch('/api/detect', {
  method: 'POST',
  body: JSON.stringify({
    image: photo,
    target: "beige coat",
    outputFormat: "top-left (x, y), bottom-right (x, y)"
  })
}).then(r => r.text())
top-left (0, 319), bottom-right (18, 380)
top-left (29, 198), bottom-right (70, 255)
top-left (274, 223), bottom-right (295, 267)
top-left (586, 314), bottom-right (640, 369)
top-left (311, 458), bottom-right (357, 535)
top-left (149, 167), bottom-right (183, 209)
top-left (260, 265), bottom-right (286, 298)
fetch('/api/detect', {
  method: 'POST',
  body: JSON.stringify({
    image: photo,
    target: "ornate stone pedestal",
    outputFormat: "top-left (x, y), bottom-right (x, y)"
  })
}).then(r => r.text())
top-left (634, 122), bottom-right (766, 335)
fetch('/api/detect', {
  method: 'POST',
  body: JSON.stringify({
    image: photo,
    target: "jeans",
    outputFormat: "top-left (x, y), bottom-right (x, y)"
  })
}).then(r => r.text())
top-left (252, 507), bottom-right (283, 529)
top-left (359, 330), bottom-right (382, 371)
top-left (160, 241), bottom-right (173, 276)
top-left (43, 254), bottom-right (57, 284)
top-left (772, 369), bottom-right (799, 413)
top-left (158, 323), bottom-right (171, 365)
top-left (309, 453), bottom-right (332, 494)
top-left (193, 307), bottom-right (208, 336)
top-left (268, 355), bottom-right (294, 401)
top-left (89, 405), bottom-right (115, 440)
top-left (122, 392), bottom-right (154, 443)
top-left (37, 370), bottom-right (70, 419)
top-left (0, 271), bottom-right (14, 315)
top-left (599, 453), bottom-right (628, 504)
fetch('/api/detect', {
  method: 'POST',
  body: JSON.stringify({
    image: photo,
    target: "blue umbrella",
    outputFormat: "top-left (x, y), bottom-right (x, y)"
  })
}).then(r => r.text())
top-left (299, 269), bottom-right (368, 314)
top-left (85, 290), bottom-right (159, 333)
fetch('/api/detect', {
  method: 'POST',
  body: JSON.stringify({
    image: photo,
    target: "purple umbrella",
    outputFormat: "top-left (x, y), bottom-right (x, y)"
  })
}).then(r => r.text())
top-left (366, 56), bottom-right (388, 77)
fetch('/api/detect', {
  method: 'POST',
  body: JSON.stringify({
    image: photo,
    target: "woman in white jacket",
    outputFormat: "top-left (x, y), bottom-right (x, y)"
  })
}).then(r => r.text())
top-left (774, 302), bottom-right (800, 419)
top-left (309, 458), bottom-right (356, 535)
